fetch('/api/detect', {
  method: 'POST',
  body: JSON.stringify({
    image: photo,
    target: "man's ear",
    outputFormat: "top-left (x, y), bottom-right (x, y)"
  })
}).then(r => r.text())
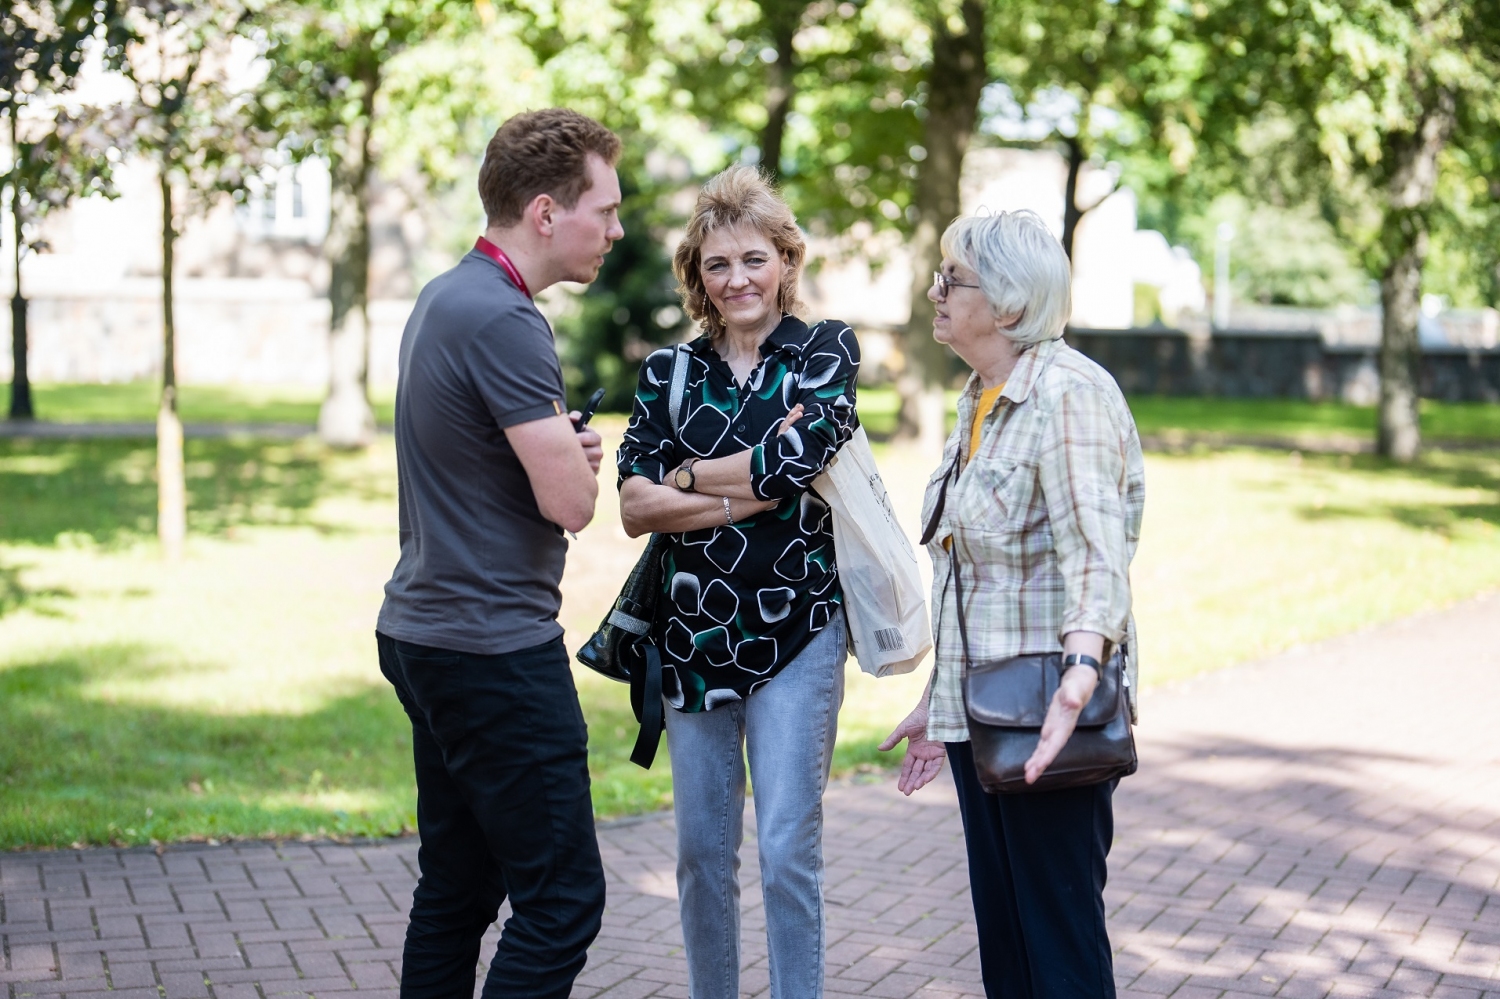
top-left (527, 193), bottom-right (556, 237)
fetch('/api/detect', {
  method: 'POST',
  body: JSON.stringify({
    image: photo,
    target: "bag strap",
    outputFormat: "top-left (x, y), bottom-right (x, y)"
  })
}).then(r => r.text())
top-left (920, 453), bottom-right (975, 668)
top-left (629, 644), bottom-right (665, 768)
top-left (621, 343), bottom-right (687, 772)
top-left (668, 343), bottom-right (689, 437)
top-left (949, 518), bottom-right (977, 672)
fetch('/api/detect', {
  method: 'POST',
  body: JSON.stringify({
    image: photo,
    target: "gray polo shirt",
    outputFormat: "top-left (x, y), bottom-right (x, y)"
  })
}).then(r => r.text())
top-left (377, 249), bottom-right (569, 655)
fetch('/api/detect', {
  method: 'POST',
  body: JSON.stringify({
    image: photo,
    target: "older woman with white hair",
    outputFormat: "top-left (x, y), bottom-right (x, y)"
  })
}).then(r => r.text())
top-left (880, 210), bottom-right (1145, 998)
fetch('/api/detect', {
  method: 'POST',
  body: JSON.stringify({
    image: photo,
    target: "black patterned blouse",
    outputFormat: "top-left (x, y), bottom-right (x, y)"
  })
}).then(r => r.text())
top-left (617, 315), bottom-right (861, 712)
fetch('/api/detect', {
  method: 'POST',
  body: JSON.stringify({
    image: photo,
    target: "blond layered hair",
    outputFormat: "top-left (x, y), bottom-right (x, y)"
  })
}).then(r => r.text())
top-left (673, 166), bottom-right (807, 335)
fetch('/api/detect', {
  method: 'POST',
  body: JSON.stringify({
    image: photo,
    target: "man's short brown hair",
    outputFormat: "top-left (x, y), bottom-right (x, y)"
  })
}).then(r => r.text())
top-left (478, 109), bottom-right (622, 228)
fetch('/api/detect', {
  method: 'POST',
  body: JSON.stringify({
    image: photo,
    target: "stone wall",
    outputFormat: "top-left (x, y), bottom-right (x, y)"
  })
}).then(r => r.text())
top-left (1065, 328), bottom-right (1500, 404)
top-left (1, 280), bottom-right (411, 388)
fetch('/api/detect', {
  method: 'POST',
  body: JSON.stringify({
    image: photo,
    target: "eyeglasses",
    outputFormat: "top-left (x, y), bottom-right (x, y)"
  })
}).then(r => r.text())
top-left (932, 271), bottom-right (981, 302)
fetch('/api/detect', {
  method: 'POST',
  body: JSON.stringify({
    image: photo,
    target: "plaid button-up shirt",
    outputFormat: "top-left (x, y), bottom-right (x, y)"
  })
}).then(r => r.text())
top-left (923, 336), bottom-right (1146, 742)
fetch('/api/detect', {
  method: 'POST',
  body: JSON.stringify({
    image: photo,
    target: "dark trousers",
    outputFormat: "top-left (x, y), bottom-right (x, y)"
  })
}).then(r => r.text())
top-left (946, 741), bottom-right (1116, 999)
top-left (377, 632), bottom-right (605, 999)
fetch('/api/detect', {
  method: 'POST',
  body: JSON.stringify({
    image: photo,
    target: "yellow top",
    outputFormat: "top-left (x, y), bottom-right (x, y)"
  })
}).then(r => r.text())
top-left (945, 383), bottom-right (1005, 553)
top-left (968, 383), bottom-right (1005, 463)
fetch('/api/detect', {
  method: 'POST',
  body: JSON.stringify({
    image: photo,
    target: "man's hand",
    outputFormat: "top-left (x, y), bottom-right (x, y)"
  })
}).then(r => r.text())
top-left (568, 410), bottom-right (604, 474)
top-left (504, 413), bottom-right (599, 534)
top-left (1023, 664), bottom-right (1099, 784)
top-left (878, 701), bottom-right (945, 796)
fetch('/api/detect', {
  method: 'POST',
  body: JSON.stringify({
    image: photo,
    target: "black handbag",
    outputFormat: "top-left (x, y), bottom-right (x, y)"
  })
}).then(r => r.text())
top-left (575, 535), bottom-right (669, 768)
top-left (924, 452), bottom-right (1136, 795)
top-left (574, 344), bottom-right (690, 769)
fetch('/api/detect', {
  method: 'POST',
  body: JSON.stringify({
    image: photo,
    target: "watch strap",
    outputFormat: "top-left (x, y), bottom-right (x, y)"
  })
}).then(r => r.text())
top-left (1062, 653), bottom-right (1102, 675)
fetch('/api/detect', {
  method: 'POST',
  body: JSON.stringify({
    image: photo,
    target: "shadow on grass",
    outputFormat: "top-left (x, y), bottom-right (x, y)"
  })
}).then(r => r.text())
top-left (0, 642), bottom-right (690, 845)
top-left (1292, 450), bottom-right (1500, 535)
top-left (0, 559), bottom-right (76, 619)
top-left (0, 437), bottom-right (389, 548)
top-left (0, 643), bottom-right (416, 849)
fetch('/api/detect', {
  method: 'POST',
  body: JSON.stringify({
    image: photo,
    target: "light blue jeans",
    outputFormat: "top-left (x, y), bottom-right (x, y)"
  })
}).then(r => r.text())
top-left (663, 609), bottom-right (847, 999)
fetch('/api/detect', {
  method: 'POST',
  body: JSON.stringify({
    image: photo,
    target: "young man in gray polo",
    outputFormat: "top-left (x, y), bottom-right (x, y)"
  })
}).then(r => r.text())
top-left (375, 109), bottom-right (624, 999)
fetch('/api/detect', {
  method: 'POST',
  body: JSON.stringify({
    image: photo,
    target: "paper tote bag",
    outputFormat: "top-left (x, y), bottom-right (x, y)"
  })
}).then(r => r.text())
top-left (812, 425), bottom-right (931, 677)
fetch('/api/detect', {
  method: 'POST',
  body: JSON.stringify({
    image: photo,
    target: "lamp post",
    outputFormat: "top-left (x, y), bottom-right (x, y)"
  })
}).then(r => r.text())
top-left (1214, 222), bottom-right (1234, 330)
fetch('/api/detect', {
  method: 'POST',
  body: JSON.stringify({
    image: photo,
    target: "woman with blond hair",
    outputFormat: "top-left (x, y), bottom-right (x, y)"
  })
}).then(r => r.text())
top-left (616, 165), bottom-right (861, 999)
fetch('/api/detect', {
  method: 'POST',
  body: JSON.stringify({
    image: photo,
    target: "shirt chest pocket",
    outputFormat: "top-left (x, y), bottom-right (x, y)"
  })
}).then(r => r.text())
top-left (954, 458), bottom-right (1036, 535)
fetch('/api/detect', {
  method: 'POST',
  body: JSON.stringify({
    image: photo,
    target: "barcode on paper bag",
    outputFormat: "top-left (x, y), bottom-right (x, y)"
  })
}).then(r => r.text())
top-left (873, 628), bottom-right (907, 653)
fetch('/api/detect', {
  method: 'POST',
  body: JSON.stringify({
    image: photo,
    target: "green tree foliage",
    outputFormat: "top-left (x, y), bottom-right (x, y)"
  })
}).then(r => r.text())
top-left (255, 0), bottom-right (489, 447)
top-left (655, 0), bottom-right (977, 436)
top-left (1182, 194), bottom-right (1371, 309)
top-left (1181, 0), bottom-right (1500, 460)
top-left (900, 0), bottom-right (986, 407)
top-left (114, 0), bottom-right (266, 557)
top-left (1426, 126), bottom-right (1500, 311)
top-left (2, 0), bottom-right (128, 420)
top-left (987, 0), bottom-right (1184, 262)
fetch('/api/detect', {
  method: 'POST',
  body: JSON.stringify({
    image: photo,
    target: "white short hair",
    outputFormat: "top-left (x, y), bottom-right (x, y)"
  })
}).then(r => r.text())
top-left (940, 210), bottom-right (1072, 345)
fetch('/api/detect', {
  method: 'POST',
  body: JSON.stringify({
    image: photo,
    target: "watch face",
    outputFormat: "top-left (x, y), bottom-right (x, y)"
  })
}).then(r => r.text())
top-left (675, 466), bottom-right (692, 489)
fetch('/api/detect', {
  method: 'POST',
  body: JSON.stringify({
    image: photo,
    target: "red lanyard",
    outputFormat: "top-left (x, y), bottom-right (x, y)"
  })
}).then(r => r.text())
top-left (474, 237), bottom-right (532, 299)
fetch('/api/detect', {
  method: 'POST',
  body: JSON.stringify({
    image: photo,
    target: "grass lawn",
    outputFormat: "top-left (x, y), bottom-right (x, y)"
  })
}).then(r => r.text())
top-left (854, 386), bottom-right (1500, 444)
top-left (19, 381), bottom-right (1500, 448)
top-left (21, 382), bottom-right (397, 427)
top-left (2, 411), bottom-right (1499, 848)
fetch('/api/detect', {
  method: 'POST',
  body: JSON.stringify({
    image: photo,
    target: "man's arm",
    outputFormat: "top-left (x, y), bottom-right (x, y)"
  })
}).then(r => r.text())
top-left (505, 412), bottom-right (603, 533)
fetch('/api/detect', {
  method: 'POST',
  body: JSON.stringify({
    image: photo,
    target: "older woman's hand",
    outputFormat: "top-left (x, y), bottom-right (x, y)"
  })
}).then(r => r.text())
top-left (1023, 664), bottom-right (1100, 784)
top-left (879, 698), bottom-right (945, 795)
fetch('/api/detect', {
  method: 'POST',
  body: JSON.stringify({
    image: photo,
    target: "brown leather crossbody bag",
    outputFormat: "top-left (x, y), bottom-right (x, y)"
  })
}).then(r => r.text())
top-left (924, 453), bottom-right (1137, 794)
top-left (950, 556), bottom-right (1137, 793)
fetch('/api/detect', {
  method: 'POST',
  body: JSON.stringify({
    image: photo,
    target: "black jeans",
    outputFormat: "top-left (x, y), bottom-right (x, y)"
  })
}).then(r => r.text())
top-left (947, 741), bottom-right (1117, 999)
top-left (377, 632), bottom-right (605, 999)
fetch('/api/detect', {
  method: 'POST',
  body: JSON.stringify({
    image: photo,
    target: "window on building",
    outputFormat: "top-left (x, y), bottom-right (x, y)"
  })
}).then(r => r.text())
top-left (238, 159), bottom-right (329, 242)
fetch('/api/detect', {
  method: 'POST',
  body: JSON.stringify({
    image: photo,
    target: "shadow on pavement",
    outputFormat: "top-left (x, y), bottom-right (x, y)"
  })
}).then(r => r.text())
top-left (1109, 734), bottom-right (1500, 995)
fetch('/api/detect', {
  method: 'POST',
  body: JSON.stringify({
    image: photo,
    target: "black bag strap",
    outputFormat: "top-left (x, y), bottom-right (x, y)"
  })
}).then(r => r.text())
top-left (621, 344), bottom-right (688, 770)
top-left (629, 644), bottom-right (665, 768)
top-left (948, 523), bottom-right (977, 672)
top-left (920, 453), bottom-right (974, 666)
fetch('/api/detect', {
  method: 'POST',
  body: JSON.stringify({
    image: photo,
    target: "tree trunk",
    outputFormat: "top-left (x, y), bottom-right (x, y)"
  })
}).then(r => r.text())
top-left (898, 0), bottom-right (986, 443)
top-left (318, 56), bottom-right (377, 449)
top-left (8, 294), bottom-right (27, 420)
top-left (1376, 91), bottom-right (1454, 463)
top-left (1060, 135), bottom-right (1085, 263)
top-left (758, 0), bottom-right (800, 180)
top-left (157, 168), bottom-right (186, 559)
top-left (9, 114), bottom-right (32, 421)
top-left (1377, 228), bottom-right (1424, 462)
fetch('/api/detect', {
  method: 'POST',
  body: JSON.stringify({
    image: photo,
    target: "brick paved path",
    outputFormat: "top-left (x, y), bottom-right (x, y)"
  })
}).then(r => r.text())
top-left (4, 593), bottom-right (1498, 999)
